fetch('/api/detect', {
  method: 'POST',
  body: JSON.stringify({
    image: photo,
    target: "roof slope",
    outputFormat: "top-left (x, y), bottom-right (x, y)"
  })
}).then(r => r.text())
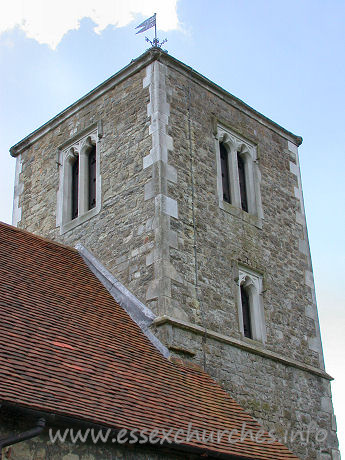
top-left (0, 223), bottom-right (298, 459)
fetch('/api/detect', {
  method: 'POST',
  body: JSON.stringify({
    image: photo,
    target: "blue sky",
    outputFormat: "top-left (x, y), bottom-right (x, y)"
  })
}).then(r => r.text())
top-left (0, 0), bottom-right (344, 454)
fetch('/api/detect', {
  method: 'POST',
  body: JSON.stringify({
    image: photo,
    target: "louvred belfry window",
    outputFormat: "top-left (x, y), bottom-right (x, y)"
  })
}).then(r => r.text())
top-left (220, 142), bottom-right (231, 203)
top-left (237, 152), bottom-right (248, 212)
top-left (88, 145), bottom-right (96, 210)
top-left (60, 128), bottom-right (101, 233)
top-left (217, 126), bottom-right (263, 221)
top-left (71, 157), bottom-right (79, 220)
top-left (240, 285), bottom-right (252, 339)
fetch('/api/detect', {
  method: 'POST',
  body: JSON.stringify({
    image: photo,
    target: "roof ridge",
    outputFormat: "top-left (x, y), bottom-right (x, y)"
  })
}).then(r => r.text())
top-left (76, 243), bottom-right (170, 359)
top-left (0, 221), bottom-right (78, 253)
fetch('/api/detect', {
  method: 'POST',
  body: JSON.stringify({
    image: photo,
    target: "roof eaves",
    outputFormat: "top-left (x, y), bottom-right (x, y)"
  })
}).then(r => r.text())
top-left (0, 402), bottom-right (258, 460)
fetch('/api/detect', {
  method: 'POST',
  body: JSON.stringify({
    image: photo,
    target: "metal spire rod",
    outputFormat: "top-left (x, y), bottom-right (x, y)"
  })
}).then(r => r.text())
top-left (154, 13), bottom-right (157, 46)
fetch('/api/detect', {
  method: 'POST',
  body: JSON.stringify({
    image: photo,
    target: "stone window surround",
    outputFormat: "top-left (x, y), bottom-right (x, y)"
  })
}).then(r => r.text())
top-left (215, 125), bottom-right (263, 227)
top-left (237, 266), bottom-right (266, 343)
top-left (57, 125), bottom-right (102, 234)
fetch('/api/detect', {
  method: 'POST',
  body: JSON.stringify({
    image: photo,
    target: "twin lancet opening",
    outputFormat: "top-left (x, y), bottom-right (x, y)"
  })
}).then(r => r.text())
top-left (70, 142), bottom-right (97, 220)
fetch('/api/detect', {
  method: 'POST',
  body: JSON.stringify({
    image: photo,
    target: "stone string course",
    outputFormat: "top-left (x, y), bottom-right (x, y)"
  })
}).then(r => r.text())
top-left (12, 52), bottom-right (339, 459)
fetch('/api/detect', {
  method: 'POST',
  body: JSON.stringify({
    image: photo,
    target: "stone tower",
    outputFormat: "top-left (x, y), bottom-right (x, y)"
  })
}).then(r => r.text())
top-left (10, 48), bottom-right (339, 459)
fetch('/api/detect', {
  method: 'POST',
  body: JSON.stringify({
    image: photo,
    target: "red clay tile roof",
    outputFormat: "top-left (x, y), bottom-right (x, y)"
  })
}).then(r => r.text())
top-left (0, 222), bottom-right (298, 459)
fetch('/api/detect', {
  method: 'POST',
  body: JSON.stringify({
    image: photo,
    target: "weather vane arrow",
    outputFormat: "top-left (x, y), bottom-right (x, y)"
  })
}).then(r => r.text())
top-left (135, 13), bottom-right (167, 50)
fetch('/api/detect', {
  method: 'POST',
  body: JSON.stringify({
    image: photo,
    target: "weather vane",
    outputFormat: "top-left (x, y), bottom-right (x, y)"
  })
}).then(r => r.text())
top-left (135, 13), bottom-right (167, 50)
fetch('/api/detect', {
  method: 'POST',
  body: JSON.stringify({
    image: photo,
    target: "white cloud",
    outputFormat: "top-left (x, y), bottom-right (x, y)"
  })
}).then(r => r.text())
top-left (0, 0), bottom-right (179, 49)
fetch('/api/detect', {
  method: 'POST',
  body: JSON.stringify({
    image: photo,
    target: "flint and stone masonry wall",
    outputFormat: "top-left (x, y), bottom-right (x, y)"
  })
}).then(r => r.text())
top-left (150, 59), bottom-right (338, 459)
top-left (11, 51), bottom-right (339, 459)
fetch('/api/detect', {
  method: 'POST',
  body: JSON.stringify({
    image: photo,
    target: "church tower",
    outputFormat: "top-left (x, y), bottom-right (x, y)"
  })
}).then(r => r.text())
top-left (10, 48), bottom-right (339, 459)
